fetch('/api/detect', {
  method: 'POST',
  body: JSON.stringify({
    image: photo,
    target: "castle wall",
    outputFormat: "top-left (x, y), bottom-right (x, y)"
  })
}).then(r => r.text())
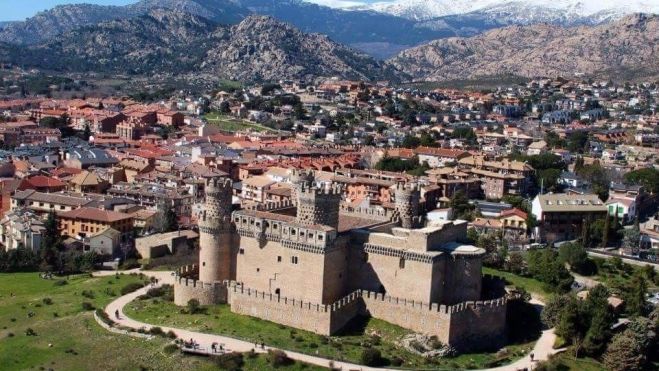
top-left (321, 236), bottom-right (349, 304)
top-left (361, 291), bottom-right (507, 351)
top-left (235, 235), bottom-right (330, 304)
top-left (347, 244), bottom-right (438, 303)
top-left (173, 277), bottom-right (228, 306)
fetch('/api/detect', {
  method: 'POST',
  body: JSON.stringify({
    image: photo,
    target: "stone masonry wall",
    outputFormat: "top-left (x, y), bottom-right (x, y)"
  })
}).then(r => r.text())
top-left (228, 285), bottom-right (362, 335)
top-left (173, 277), bottom-right (228, 306)
top-left (360, 291), bottom-right (507, 351)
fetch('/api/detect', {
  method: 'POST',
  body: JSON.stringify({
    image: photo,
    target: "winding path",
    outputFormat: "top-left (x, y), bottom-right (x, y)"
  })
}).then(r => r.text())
top-left (95, 270), bottom-right (561, 370)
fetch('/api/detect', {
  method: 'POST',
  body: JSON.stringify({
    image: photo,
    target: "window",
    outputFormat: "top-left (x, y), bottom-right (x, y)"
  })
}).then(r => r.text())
top-left (256, 268), bottom-right (260, 272)
top-left (399, 258), bottom-right (405, 269)
top-left (291, 229), bottom-right (296, 235)
top-left (291, 256), bottom-right (298, 264)
top-left (318, 235), bottom-right (323, 241)
top-left (273, 224), bottom-right (278, 230)
top-left (239, 248), bottom-right (245, 255)
top-left (277, 256), bottom-right (282, 262)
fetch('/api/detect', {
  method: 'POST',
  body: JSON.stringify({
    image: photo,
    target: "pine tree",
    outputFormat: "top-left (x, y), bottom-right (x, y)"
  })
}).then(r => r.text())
top-left (603, 330), bottom-right (646, 371)
top-left (583, 285), bottom-right (614, 356)
top-left (40, 211), bottom-right (62, 272)
top-left (625, 273), bottom-right (648, 317)
top-left (601, 215), bottom-right (610, 248)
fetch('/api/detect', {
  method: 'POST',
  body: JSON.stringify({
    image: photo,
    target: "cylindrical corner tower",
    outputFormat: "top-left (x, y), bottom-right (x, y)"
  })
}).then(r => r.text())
top-left (199, 176), bottom-right (233, 283)
top-left (394, 182), bottom-right (421, 229)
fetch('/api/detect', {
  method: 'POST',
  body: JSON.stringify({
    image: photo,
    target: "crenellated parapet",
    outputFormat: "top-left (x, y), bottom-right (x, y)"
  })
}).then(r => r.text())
top-left (296, 182), bottom-right (343, 229)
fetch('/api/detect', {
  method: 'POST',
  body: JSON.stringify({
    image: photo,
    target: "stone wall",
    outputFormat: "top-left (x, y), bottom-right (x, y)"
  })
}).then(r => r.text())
top-left (228, 285), bottom-right (362, 335)
top-left (173, 276), bottom-right (228, 306)
top-left (360, 291), bottom-right (507, 351)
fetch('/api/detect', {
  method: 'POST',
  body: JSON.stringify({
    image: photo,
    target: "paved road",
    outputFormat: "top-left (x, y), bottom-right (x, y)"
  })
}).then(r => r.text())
top-left (98, 270), bottom-right (562, 370)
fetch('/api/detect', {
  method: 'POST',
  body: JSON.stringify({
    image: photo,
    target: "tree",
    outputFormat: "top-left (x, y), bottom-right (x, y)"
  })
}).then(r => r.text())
top-left (603, 330), bottom-right (647, 371)
top-left (558, 242), bottom-right (595, 276)
top-left (622, 225), bottom-right (641, 256)
top-left (363, 135), bottom-right (375, 146)
top-left (187, 299), bottom-right (201, 314)
top-left (623, 168), bottom-right (659, 194)
top-left (40, 211), bottom-right (62, 272)
top-left (555, 296), bottom-right (587, 356)
top-left (583, 285), bottom-right (614, 356)
top-left (153, 200), bottom-right (178, 233)
top-left (527, 249), bottom-right (574, 293)
top-left (401, 134), bottom-right (420, 149)
top-left (541, 294), bottom-right (572, 328)
top-left (567, 131), bottom-right (588, 153)
top-left (544, 131), bottom-right (564, 148)
top-left (82, 123), bottom-right (91, 141)
top-left (505, 252), bottom-right (526, 275)
top-left (449, 190), bottom-right (475, 221)
top-left (624, 273), bottom-right (648, 317)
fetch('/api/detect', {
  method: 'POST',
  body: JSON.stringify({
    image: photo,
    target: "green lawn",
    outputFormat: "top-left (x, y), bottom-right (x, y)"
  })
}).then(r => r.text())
top-left (483, 267), bottom-right (552, 300)
top-left (546, 353), bottom-right (606, 371)
top-left (203, 112), bottom-right (274, 133)
top-left (126, 294), bottom-right (535, 370)
top-left (0, 272), bottom-right (318, 371)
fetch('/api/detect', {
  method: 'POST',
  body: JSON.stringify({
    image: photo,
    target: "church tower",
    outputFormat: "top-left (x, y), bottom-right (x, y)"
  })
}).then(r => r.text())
top-left (394, 181), bottom-right (421, 229)
top-left (198, 176), bottom-right (233, 282)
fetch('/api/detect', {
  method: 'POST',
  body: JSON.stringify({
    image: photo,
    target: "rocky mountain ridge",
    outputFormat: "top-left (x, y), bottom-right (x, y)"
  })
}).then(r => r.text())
top-left (0, 10), bottom-right (401, 83)
top-left (388, 14), bottom-right (659, 82)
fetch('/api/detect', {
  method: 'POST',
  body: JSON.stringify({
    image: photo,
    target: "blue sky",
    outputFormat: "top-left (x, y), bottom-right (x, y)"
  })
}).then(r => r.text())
top-left (0, 0), bottom-right (383, 22)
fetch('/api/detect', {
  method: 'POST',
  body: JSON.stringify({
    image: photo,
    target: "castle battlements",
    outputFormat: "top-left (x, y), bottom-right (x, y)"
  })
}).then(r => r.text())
top-left (339, 204), bottom-right (393, 221)
top-left (360, 290), bottom-right (506, 315)
top-left (230, 285), bottom-right (333, 313)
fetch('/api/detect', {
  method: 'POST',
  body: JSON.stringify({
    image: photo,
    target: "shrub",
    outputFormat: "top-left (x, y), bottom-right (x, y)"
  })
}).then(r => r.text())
top-left (6, 332), bottom-right (14, 338)
top-left (81, 290), bottom-right (95, 299)
top-left (186, 299), bottom-right (201, 314)
top-left (391, 357), bottom-right (404, 367)
top-left (81, 302), bottom-right (94, 311)
top-left (42, 297), bottom-right (53, 305)
top-left (95, 309), bottom-right (113, 326)
top-left (25, 328), bottom-right (37, 336)
top-left (163, 344), bottom-right (178, 354)
top-left (266, 349), bottom-right (293, 368)
top-left (360, 348), bottom-right (382, 367)
top-left (120, 259), bottom-right (140, 270)
top-left (149, 327), bottom-right (164, 336)
top-left (166, 330), bottom-right (177, 339)
top-left (52, 312), bottom-right (59, 318)
top-left (214, 352), bottom-right (244, 371)
top-left (295, 335), bottom-right (304, 342)
top-left (120, 282), bottom-right (144, 296)
top-left (246, 349), bottom-right (257, 359)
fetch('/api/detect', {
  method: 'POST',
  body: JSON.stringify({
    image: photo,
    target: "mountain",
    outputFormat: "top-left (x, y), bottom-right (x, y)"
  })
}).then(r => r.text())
top-left (233, 0), bottom-right (450, 57)
top-left (1, 10), bottom-right (401, 82)
top-left (0, 0), bottom-right (447, 58)
top-left (388, 14), bottom-right (659, 82)
top-left (351, 0), bottom-right (659, 23)
top-left (0, 0), bottom-right (248, 45)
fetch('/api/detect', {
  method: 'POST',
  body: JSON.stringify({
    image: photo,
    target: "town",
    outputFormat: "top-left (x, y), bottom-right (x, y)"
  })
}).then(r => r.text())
top-left (0, 75), bottom-right (658, 371)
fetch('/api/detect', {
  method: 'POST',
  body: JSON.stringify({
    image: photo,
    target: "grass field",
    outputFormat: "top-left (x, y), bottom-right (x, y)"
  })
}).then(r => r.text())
top-left (0, 272), bottom-right (320, 371)
top-left (126, 295), bottom-right (535, 370)
top-left (203, 112), bottom-right (274, 133)
top-left (547, 353), bottom-right (606, 371)
top-left (483, 267), bottom-right (552, 300)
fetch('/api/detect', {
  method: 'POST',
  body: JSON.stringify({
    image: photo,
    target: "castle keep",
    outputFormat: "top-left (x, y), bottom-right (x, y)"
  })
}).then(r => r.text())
top-left (175, 174), bottom-right (507, 351)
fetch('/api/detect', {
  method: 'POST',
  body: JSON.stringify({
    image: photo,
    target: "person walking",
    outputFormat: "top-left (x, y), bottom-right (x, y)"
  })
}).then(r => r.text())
top-left (115, 310), bottom-right (120, 319)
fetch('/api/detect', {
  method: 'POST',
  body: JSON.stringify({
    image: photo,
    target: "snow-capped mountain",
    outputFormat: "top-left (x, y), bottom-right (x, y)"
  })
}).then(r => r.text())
top-left (347, 0), bottom-right (659, 23)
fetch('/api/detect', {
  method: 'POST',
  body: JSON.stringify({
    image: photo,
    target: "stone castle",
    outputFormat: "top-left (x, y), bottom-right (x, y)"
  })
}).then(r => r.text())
top-left (174, 172), bottom-right (507, 351)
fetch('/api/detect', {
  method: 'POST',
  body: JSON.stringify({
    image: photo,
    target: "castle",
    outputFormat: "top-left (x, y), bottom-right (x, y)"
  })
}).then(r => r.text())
top-left (174, 172), bottom-right (507, 351)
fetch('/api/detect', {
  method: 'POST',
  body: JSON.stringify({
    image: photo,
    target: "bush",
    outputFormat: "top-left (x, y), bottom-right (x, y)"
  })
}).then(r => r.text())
top-left (42, 297), bottom-right (53, 305)
top-left (166, 330), bottom-right (177, 339)
top-left (360, 348), bottom-right (383, 367)
top-left (81, 290), bottom-right (95, 299)
top-left (391, 357), bottom-right (404, 367)
top-left (81, 302), bottom-right (95, 311)
top-left (266, 349), bottom-right (293, 367)
top-left (25, 328), bottom-right (37, 336)
top-left (163, 344), bottom-right (179, 354)
top-left (95, 309), bottom-right (113, 326)
top-left (120, 282), bottom-right (144, 296)
top-left (149, 327), bottom-right (165, 336)
top-left (214, 352), bottom-right (244, 371)
top-left (186, 299), bottom-right (201, 314)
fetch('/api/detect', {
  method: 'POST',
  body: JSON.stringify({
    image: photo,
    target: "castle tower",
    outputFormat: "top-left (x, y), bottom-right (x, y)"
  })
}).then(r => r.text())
top-left (394, 181), bottom-right (421, 229)
top-left (289, 168), bottom-right (315, 205)
top-left (296, 182), bottom-right (342, 229)
top-left (198, 176), bottom-right (233, 283)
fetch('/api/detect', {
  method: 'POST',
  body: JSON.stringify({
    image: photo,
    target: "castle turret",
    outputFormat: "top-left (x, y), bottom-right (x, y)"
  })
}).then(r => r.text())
top-left (296, 182), bottom-right (342, 229)
top-left (289, 168), bottom-right (315, 205)
top-left (394, 181), bottom-right (421, 229)
top-left (198, 176), bottom-right (233, 283)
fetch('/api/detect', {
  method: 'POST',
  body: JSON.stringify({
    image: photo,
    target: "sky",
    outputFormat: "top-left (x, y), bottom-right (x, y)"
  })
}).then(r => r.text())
top-left (0, 0), bottom-right (383, 22)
